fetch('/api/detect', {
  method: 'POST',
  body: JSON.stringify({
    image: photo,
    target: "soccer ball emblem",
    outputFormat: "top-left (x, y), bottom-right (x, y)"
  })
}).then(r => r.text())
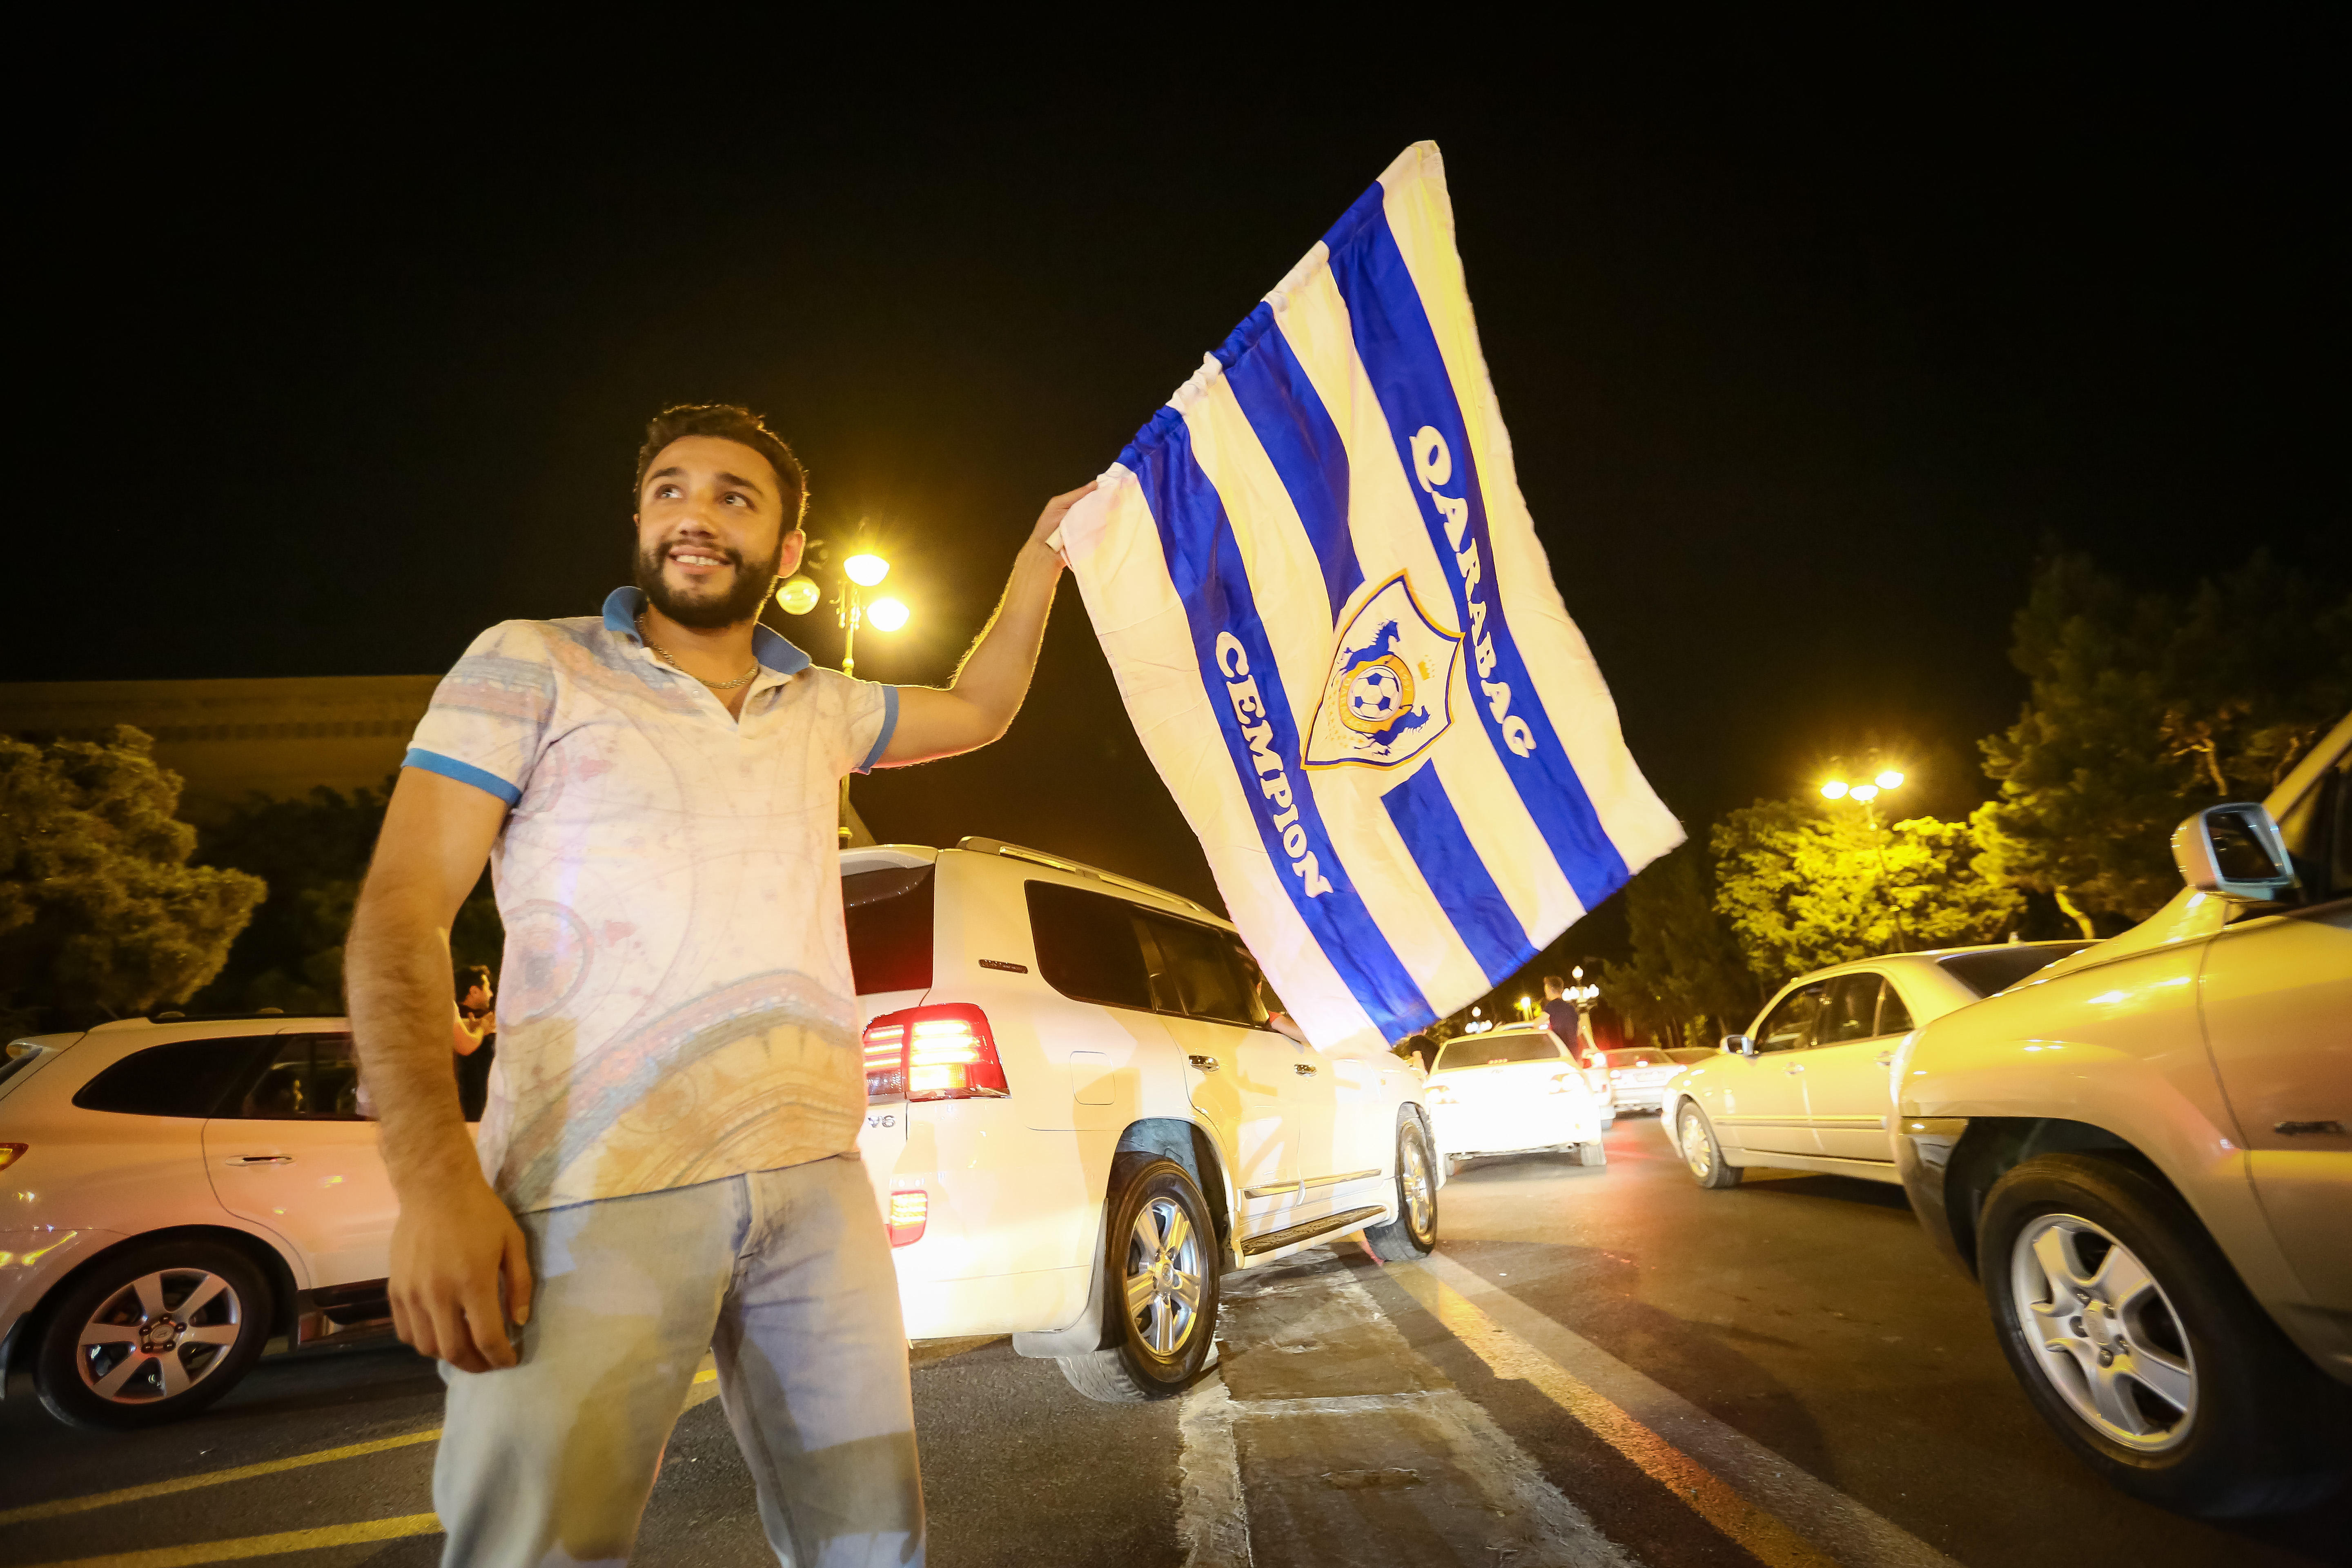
top-left (1344, 657), bottom-right (1412, 730)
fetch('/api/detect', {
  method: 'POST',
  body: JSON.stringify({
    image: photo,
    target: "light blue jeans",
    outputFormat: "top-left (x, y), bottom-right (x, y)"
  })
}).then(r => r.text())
top-left (434, 1155), bottom-right (923, 1567)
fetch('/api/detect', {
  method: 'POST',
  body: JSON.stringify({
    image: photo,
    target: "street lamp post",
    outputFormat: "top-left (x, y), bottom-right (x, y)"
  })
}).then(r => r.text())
top-left (777, 542), bottom-right (913, 844)
top-left (1821, 768), bottom-right (1912, 949)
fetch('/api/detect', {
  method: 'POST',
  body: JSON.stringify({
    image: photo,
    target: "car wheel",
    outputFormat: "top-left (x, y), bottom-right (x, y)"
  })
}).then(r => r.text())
top-left (34, 1239), bottom-right (274, 1430)
top-left (1575, 1141), bottom-right (1608, 1167)
top-left (1364, 1118), bottom-right (1440, 1261)
top-left (1980, 1154), bottom-right (2351, 1517)
top-left (1058, 1154), bottom-right (1221, 1403)
top-left (1677, 1103), bottom-right (1742, 1189)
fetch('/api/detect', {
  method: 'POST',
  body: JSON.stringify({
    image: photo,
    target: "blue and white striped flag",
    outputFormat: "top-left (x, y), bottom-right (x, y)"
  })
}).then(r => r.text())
top-left (1057, 142), bottom-right (1684, 1055)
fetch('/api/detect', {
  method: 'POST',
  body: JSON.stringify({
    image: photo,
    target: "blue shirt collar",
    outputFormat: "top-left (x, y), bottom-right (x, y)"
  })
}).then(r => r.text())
top-left (602, 587), bottom-right (813, 677)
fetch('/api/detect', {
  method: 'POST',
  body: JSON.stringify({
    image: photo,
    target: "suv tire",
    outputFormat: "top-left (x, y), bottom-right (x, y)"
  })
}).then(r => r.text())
top-left (1058, 1154), bottom-right (1220, 1403)
top-left (1677, 1103), bottom-right (1742, 1189)
top-left (1363, 1118), bottom-right (1439, 1261)
top-left (1980, 1153), bottom-right (2350, 1517)
top-left (36, 1239), bottom-right (274, 1429)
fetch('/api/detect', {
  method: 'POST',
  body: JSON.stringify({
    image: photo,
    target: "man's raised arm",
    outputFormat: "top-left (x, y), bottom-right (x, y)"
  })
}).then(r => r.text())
top-left (880, 483), bottom-right (1094, 765)
top-left (345, 767), bottom-right (530, 1372)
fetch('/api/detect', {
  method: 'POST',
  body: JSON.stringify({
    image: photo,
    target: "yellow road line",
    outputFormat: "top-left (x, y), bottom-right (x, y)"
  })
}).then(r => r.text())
top-left (20, 1511), bottom-right (443, 1568)
top-left (5, 1365), bottom-right (724, 1528)
top-left (0, 1431), bottom-right (442, 1527)
top-left (1392, 1261), bottom-right (1841, 1568)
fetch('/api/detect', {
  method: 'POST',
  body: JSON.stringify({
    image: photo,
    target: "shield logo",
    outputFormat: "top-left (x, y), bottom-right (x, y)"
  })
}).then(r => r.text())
top-left (1305, 572), bottom-right (1461, 770)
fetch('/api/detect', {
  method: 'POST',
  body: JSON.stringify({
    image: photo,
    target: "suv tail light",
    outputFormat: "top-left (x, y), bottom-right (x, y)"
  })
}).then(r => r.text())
top-left (862, 1004), bottom-right (1008, 1102)
top-left (887, 1179), bottom-right (929, 1246)
top-left (1548, 1072), bottom-right (1581, 1095)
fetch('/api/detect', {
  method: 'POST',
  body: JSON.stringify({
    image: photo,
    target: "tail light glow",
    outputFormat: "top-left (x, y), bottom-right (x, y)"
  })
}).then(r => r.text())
top-left (1424, 1083), bottom-right (1455, 1105)
top-left (0, 1143), bottom-right (22, 1174)
top-left (1549, 1072), bottom-right (1581, 1095)
top-left (862, 1004), bottom-right (1008, 1102)
top-left (887, 1180), bottom-right (928, 1247)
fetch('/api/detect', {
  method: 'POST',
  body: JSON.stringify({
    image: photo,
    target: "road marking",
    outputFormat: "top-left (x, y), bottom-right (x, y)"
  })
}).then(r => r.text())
top-left (1399, 1251), bottom-right (1962, 1568)
top-left (0, 1431), bottom-right (442, 1527)
top-left (2, 1366), bottom-right (724, 1528)
top-left (1181, 1255), bottom-right (1634, 1568)
top-left (1176, 1374), bottom-right (1252, 1568)
top-left (18, 1512), bottom-right (443, 1568)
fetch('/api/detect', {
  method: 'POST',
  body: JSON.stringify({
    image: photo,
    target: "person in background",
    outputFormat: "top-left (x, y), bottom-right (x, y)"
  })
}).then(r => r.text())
top-left (452, 964), bottom-right (495, 1122)
top-left (1541, 975), bottom-right (1579, 1049)
top-left (1395, 1031), bottom-right (1436, 1076)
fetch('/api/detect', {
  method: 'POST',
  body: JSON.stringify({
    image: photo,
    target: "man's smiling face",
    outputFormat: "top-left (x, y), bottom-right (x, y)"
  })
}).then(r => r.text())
top-left (632, 435), bottom-right (806, 629)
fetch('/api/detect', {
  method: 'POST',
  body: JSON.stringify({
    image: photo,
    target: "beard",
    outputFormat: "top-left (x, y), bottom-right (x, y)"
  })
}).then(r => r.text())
top-left (634, 534), bottom-right (783, 630)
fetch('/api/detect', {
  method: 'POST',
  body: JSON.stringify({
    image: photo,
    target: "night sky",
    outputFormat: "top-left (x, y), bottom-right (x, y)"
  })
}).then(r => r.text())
top-left (29, 26), bottom-right (2341, 964)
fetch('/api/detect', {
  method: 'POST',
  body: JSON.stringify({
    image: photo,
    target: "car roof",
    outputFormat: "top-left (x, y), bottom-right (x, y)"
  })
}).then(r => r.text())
top-left (1778, 942), bottom-right (2082, 989)
top-left (849, 840), bottom-right (1230, 930)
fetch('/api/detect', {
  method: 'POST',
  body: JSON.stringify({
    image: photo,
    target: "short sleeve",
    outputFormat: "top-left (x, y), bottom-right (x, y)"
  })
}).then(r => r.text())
top-left (404, 621), bottom-right (560, 806)
top-left (847, 682), bottom-right (900, 776)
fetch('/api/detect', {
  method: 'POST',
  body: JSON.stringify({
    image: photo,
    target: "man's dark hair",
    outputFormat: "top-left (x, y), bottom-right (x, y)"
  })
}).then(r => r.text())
top-left (634, 403), bottom-right (808, 529)
top-left (1543, 975), bottom-right (1564, 991)
top-left (455, 963), bottom-right (492, 1004)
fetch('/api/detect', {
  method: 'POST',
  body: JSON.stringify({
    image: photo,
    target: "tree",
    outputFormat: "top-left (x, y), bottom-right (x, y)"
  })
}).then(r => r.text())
top-left (0, 727), bottom-right (265, 1032)
top-left (1599, 845), bottom-right (1762, 1049)
top-left (192, 777), bottom-right (502, 1014)
top-left (1713, 796), bottom-right (2022, 989)
top-left (1975, 551), bottom-right (2352, 933)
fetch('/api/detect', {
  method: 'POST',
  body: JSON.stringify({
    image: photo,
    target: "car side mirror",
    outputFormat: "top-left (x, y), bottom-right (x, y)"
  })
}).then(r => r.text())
top-left (1721, 1034), bottom-right (1756, 1057)
top-left (2172, 802), bottom-right (2296, 901)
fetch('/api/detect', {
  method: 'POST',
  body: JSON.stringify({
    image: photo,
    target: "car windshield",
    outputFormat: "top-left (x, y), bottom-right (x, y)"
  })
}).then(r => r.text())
top-left (1937, 942), bottom-right (2096, 998)
top-left (1434, 1033), bottom-right (1562, 1071)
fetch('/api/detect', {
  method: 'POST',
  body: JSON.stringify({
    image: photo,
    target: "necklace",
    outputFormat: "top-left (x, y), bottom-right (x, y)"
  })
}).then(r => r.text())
top-left (636, 613), bottom-right (761, 690)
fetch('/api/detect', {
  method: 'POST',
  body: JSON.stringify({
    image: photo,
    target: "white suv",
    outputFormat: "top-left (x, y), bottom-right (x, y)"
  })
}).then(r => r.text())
top-left (847, 838), bottom-right (1438, 1401)
top-left (0, 838), bottom-right (1439, 1425)
top-left (0, 1016), bottom-right (403, 1428)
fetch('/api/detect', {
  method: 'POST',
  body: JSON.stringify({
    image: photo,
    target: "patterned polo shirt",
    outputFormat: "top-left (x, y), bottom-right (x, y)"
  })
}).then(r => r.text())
top-left (403, 588), bottom-right (899, 1213)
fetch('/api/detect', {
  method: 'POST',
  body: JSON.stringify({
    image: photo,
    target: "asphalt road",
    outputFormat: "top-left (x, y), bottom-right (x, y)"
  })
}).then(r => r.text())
top-left (4, 1115), bottom-right (2345, 1567)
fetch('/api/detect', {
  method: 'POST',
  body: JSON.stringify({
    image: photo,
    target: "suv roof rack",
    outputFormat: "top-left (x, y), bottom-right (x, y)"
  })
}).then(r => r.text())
top-left (954, 837), bottom-right (1218, 919)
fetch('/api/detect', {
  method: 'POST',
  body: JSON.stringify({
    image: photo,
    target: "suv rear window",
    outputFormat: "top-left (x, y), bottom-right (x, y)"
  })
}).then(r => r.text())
top-left (1434, 1033), bottom-right (1563, 1071)
top-left (844, 865), bottom-right (935, 996)
top-left (1938, 943), bottom-right (2094, 998)
top-left (1027, 882), bottom-right (1154, 1011)
top-left (73, 1037), bottom-right (276, 1118)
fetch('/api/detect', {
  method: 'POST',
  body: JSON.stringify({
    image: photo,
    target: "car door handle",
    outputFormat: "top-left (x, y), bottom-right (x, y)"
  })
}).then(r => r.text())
top-left (1295, 1063), bottom-right (1319, 1076)
top-left (224, 1154), bottom-right (294, 1166)
top-left (1187, 1055), bottom-right (1221, 1073)
top-left (1784, 1065), bottom-right (1805, 1075)
top-left (2275, 1120), bottom-right (2345, 1136)
top-left (1874, 1051), bottom-right (1895, 1065)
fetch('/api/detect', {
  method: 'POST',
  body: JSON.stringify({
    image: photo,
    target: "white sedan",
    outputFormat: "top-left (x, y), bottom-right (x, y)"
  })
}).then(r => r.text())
top-left (1421, 1026), bottom-right (1608, 1175)
top-left (1664, 942), bottom-right (2090, 1189)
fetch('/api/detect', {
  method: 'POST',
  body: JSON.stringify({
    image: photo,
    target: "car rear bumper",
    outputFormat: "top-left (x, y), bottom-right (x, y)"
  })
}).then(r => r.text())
top-left (1429, 1101), bottom-right (1600, 1157)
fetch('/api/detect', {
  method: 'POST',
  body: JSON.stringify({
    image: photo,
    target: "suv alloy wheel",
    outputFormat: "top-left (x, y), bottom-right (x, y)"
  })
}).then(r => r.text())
top-left (1363, 1118), bottom-right (1439, 1261)
top-left (1980, 1154), bottom-right (2352, 1517)
top-left (36, 1239), bottom-right (275, 1429)
top-left (1058, 1154), bottom-right (1221, 1402)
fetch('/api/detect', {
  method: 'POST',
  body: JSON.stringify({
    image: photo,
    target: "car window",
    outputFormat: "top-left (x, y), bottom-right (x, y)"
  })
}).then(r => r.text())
top-left (1137, 914), bottom-right (1263, 1027)
top-left (1026, 882), bottom-right (1154, 1012)
top-left (1878, 983), bottom-right (1915, 1035)
top-left (1755, 982), bottom-right (1830, 1053)
top-left (2335, 766), bottom-right (2352, 896)
top-left (72, 1037), bottom-right (276, 1118)
top-left (240, 1034), bottom-right (368, 1120)
top-left (844, 865), bottom-right (934, 995)
top-left (1667, 1047), bottom-right (1719, 1065)
top-left (1815, 975), bottom-right (1884, 1045)
top-left (1434, 1033), bottom-right (1563, 1070)
top-left (1936, 944), bottom-right (2094, 998)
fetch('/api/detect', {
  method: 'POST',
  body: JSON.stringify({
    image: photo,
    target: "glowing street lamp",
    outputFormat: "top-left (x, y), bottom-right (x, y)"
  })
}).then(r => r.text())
top-left (1820, 764), bottom-right (1913, 949)
top-left (830, 548), bottom-right (911, 677)
top-left (866, 597), bottom-right (910, 633)
top-left (843, 553), bottom-right (891, 588)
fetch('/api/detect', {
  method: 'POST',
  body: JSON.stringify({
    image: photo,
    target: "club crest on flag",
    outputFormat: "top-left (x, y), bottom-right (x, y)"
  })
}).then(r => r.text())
top-left (1305, 573), bottom-right (1460, 770)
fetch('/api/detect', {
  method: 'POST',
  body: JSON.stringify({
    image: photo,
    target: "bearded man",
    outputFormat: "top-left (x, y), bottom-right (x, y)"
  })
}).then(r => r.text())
top-left (347, 403), bottom-right (1087, 1566)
